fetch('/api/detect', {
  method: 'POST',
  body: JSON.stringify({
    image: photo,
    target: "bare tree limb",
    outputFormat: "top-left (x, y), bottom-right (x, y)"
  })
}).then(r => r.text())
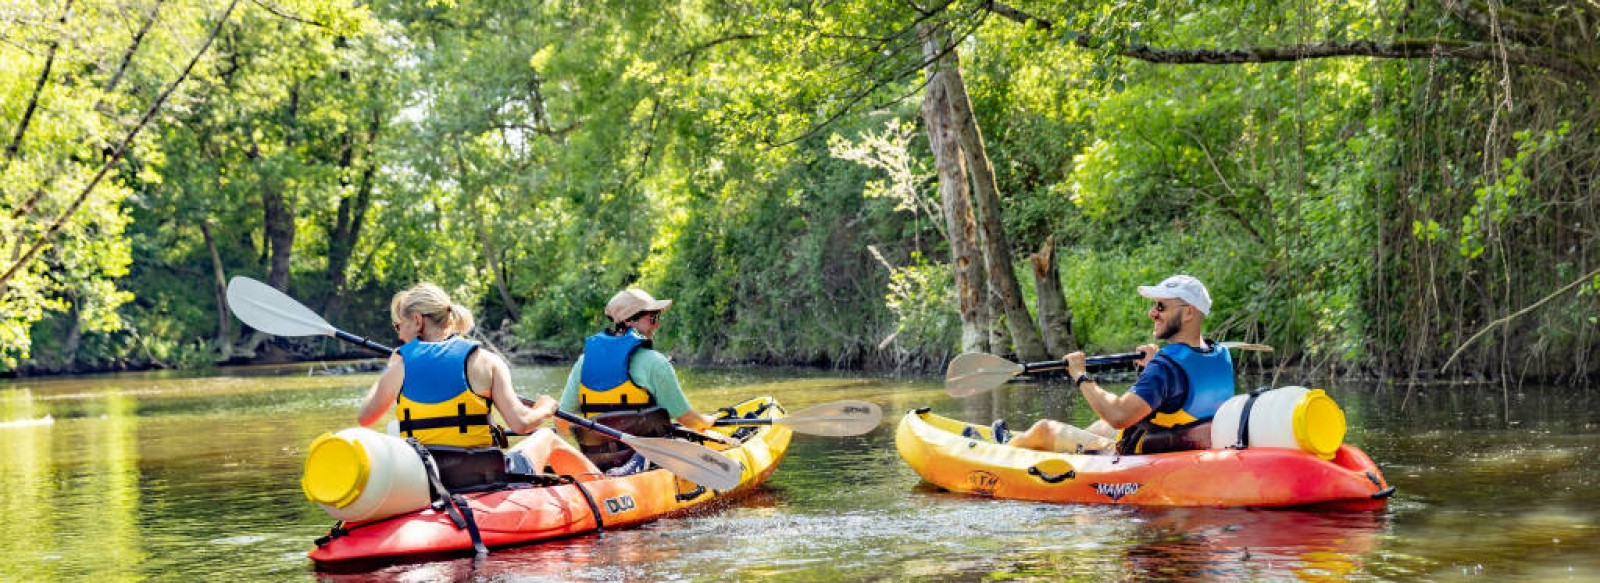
top-left (104, 0), bottom-right (164, 96)
top-left (5, 0), bottom-right (74, 164)
top-left (1442, 265), bottom-right (1600, 372)
top-left (985, 0), bottom-right (1597, 82)
top-left (485, 122), bottom-right (583, 138)
top-left (0, 0), bottom-right (242, 292)
top-left (247, 0), bottom-right (328, 28)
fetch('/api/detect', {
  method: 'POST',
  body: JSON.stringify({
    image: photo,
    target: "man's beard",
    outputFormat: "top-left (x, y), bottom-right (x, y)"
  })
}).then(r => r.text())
top-left (1155, 312), bottom-right (1182, 340)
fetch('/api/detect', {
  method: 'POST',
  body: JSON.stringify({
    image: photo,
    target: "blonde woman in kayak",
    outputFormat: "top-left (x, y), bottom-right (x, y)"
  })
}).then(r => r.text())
top-left (1007, 275), bottom-right (1236, 455)
top-left (357, 283), bottom-right (599, 481)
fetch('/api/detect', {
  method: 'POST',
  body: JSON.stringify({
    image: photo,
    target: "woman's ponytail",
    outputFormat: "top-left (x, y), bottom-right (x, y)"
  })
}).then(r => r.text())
top-left (446, 302), bottom-right (476, 336)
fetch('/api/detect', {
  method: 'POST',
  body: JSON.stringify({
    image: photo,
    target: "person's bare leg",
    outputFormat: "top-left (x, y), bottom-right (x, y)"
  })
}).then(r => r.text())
top-left (1086, 419), bottom-right (1117, 439)
top-left (1010, 419), bottom-right (1116, 453)
top-left (1008, 419), bottom-right (1067, 451)
top-left (509, 430), bottom-right (601, 476)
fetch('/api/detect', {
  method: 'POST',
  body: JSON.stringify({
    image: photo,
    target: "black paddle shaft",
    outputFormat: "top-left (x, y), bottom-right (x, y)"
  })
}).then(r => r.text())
top-left (1017, 352), bottom-right (1142, 376)
top-left (334, 330), bottom-right (395, 354)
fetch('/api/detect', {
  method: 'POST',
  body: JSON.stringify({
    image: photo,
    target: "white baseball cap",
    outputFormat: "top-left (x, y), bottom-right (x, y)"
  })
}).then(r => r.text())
top-left (1137, 275), bottom-right (1212, 315)
top-left (605, 289), bottom-right (673, 323)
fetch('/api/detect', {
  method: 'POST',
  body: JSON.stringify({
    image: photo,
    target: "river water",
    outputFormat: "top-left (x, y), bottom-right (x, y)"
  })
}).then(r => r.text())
top-left (1, 361), bottom-right (1596, 581)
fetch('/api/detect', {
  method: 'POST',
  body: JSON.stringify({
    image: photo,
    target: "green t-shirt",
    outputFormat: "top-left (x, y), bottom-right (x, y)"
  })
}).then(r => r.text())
top-left (559, 348), bottom-right (693, 419)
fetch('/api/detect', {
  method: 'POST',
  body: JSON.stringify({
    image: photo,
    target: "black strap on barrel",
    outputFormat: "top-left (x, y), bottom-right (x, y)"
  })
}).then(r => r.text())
top-left (1230, 387), bottom-right (1271, 449)
top-left (409, 438), bottom-right (488, 556)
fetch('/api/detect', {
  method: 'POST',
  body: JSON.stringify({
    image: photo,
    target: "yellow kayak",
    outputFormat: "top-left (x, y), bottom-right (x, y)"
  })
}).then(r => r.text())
top-left (896, 408), bottom-right (1392, 509)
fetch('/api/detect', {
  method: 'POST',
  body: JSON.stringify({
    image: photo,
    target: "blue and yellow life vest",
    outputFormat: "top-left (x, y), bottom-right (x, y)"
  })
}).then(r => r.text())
top-left (577, 331), bottom-right (658, 417)
top-left (573, 330), bottom-right (672, 471)
top-left (1118, 341), bottom-right (1235, 454)
top-left (394, 336), bottom-right (496, 448)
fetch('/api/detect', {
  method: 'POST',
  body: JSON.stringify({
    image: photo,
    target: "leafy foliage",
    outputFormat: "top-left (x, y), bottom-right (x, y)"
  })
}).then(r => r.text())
top-left (3, 0), bottom-right (1596, 382)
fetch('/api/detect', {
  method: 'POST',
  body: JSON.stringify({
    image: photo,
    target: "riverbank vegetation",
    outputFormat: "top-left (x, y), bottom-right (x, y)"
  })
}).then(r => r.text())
top-left (3, 0), bottom-right (1596, 381)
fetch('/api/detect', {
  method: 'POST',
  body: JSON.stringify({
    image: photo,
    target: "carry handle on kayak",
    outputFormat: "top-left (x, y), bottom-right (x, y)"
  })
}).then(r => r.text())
top-left (224, 276), bottom-right (744, 491)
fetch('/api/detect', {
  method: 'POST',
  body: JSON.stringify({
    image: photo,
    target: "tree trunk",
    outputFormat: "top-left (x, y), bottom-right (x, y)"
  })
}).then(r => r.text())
top-left (61, 291), bottom-right (81, 370)
top-left (323, 107), bottom-right (380, 320)
top-left (262, 179), bottom-right (295, 292)
top-left (201, 218), bottom-right (232, 359)
top-left (261, 82), bottom-right (298, 293)
top-left (452, 146), bottom-right (521, 324)
top-left (476, 213), bottom-right (521, 324)
top-left (1030, 236), bottom-right (1077, 357)
top-left (935, 45), bottom-right (1049, 361)
top-left (919, 22), bottom-right (990, 354)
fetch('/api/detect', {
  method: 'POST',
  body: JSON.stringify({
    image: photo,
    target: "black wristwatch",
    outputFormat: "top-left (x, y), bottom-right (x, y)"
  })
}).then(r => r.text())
top-left (1074, 373), bottom-right (1095, 388)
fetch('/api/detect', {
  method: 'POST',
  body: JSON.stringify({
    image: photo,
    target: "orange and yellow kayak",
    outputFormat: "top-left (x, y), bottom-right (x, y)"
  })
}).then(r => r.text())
top-left (308, 396), bottom-right (792, 564)
top-left (896, 408), bottom-right (1392, 510)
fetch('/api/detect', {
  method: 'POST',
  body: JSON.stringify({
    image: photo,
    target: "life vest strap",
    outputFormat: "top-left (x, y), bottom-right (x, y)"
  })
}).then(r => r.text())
top-left (398, 413), bottom-right (492, 433)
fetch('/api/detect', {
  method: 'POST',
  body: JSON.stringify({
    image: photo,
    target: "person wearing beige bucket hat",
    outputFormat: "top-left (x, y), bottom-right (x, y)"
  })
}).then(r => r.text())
top-left (1004, 274), bottom-right (1238, 455)
top-left (558, 288), bottom-right (733, 475)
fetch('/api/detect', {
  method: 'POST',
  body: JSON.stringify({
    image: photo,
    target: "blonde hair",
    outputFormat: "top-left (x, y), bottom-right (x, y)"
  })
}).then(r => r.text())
top-left (390, 283), bottom-right (475, 336)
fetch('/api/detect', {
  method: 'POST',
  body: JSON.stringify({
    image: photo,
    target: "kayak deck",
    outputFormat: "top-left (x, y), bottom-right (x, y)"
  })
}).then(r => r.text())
top-left (309, 396), bottom-right (793, 564)
top-left (896, 408), bottom-right (1392, 509)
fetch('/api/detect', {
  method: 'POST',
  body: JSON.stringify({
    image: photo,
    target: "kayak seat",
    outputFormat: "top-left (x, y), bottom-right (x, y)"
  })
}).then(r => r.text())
top-left (574, 407), bottom-right (673, 471)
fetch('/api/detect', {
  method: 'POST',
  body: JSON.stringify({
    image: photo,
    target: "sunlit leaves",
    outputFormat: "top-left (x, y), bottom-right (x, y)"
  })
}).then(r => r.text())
top-left (1457, 122), bottom-right (1570, 260)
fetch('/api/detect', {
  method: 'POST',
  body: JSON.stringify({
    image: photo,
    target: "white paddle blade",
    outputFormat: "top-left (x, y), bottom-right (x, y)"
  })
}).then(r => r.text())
top-left (225, 276), bottom-right (337, 337)
top-left (1222, 342), bottom-right (1275, 352)
top-left (779, 400), bottom-right (883, 436)
top-left (944, 352), bottom-right (1024, 397)
top-left (623, 435), bottom-right (744, 491)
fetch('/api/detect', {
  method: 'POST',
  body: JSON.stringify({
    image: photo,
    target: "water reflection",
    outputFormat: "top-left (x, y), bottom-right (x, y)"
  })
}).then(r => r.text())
top-left (1, 365), bottom-right (1598, 580)
top-left (1114, 508), bottom-right (1386, 581)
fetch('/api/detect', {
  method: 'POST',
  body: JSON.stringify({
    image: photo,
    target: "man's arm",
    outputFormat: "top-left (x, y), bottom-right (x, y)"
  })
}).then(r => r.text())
top-left (1064, 351), bottom-right (1155, 429)
top-left (1077, 379), bottom-right (1153, 429)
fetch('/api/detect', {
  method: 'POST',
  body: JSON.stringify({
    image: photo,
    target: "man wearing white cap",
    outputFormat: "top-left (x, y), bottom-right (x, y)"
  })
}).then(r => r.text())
top-left (558, 288), bottom-right (730, 474)
top-left (1006, 274), bottom-right (1236, 455)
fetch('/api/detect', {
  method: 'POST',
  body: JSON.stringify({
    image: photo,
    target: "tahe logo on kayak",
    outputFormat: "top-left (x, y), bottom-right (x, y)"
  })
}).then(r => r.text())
top-left (1091, 482), bottom-right (1140, 501)
top-left (699, 454), bottom-right (735, 473)
top-left (966, 471), bottom-right (1000, 496)
top-left (604, 495), bottom-right (636, 514)
top-left (842, 405), bottom-right (873, 414)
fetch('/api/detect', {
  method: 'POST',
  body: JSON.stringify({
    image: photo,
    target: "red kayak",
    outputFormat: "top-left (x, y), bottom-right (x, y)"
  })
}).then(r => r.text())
top-left (308, 396), bottom-right (792, 564)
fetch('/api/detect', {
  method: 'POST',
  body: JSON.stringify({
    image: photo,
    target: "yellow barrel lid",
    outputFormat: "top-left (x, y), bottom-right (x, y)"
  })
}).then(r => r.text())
top-left (1291, 389), bottom-right (1346, 460)
top-left (301, 432), bottom-right (371, 508)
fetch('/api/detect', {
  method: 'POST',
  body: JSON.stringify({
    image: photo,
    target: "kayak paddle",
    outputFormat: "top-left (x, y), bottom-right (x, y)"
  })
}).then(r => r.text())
top-left (712, 399), bottom-right (883, 436)
top-left (944, 342), bottom-right (1276, 398)
top-left (225, 275), bottom-right (392, 353)
top-left (224, 276), bottom-right (745, 491)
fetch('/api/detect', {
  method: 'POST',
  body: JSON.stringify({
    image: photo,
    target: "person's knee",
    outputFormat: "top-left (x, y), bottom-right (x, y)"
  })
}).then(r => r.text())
top-left (1028, 419), bottom-right (1062, 434)
top-left (511, 431), bottom-right (555, 455)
